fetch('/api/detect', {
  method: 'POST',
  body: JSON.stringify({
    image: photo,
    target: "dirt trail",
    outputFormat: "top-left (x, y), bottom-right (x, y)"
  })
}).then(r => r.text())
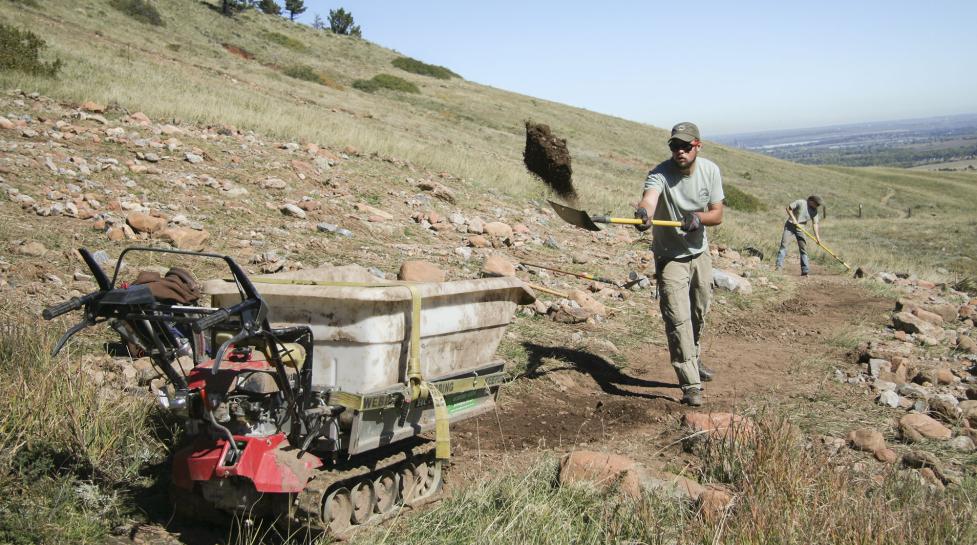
top-left (450, 271), bottom-right (891, 475)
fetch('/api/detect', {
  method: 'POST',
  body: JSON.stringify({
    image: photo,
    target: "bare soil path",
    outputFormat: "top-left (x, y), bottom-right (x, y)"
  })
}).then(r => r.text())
top-left (449, 271), bottom-right (891, 479)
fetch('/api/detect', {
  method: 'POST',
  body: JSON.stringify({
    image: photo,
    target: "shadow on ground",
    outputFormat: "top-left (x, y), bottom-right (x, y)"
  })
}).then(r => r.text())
top-left (522, 343), bottom-right (679, 401)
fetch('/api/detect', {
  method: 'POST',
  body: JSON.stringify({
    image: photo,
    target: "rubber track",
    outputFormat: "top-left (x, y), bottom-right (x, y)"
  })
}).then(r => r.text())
top-left (286, 439), bottom-right (440, 538)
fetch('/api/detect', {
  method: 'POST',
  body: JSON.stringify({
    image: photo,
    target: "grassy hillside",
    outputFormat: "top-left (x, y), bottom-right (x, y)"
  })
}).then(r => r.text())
top-left (3, 3), bottom-right (977, 544)
top-left (2, 0), bottom-right (976, 279)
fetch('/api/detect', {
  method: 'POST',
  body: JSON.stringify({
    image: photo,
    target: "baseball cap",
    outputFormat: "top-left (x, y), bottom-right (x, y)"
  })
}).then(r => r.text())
top-left (669, 122), bottom-right (700, 143)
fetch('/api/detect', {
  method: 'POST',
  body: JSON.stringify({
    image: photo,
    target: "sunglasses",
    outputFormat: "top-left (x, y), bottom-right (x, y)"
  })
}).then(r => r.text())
top-left (669, 140), bottom-right (697, 153)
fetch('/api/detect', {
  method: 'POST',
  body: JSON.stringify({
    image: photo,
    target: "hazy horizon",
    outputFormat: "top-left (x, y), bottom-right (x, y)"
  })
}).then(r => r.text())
top-left (296, 1), bottom-right (977, 136)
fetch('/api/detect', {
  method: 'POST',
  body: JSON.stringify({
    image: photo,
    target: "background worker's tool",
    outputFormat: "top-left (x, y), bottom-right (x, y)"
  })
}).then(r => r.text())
top-left (787, 209), bottom-right (852, 271)
top-left (521, 262), bottom-right (619, 287)
top-left (527, 283), bottom-right (569, 298)
top-left (548, 200), bottom-right (681, 231)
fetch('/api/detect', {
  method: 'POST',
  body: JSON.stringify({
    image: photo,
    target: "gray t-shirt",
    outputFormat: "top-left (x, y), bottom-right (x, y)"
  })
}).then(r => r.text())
top-left (789, 199), bottom-right (819, 225)
top-left (643, 157), bottom-right (724, 259)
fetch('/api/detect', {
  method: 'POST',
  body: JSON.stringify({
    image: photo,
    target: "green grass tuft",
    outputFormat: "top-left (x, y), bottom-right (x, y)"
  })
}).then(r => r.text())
top-left (0, 23), bottom-right (62, 76)
top-left (282, 64), bottom-right (322, 84)
top-left (263, 31), bottom-right (305, 51)
top-left (353, 73), bottom-right (420, 94)
top-left (0, 317), bottom-right (171, 542)
top-left (108, 0), bottom-right (164, 26)
top-left (724, 183), bottom-right (767, 212)
top-left (391, 56), bottom-right (460, 80)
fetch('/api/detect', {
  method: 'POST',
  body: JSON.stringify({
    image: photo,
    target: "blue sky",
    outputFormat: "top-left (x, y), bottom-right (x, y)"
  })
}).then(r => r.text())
top-left (296, 1), bottom-right (977, 136)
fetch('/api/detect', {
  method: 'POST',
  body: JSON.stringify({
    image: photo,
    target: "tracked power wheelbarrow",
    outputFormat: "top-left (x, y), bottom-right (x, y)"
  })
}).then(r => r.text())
top-left (44, 247), bottom-right (533, 536)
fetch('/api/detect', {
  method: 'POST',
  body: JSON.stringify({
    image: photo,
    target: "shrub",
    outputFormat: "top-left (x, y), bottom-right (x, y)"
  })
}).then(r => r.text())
top-left (352, 74), bottom-right (419, 94)
top-left (0, 23), bottom-right (62, 76)
top-left (723, 183), bottom-right (767, 212)
top-left (282, 64), bottom-right (322, 84)
top-left (391, 56), bottom-right (459, 80)
top-left (108, 0), bottom-right (164, 26)
top-left (263, 31), bottom-right (305, 51)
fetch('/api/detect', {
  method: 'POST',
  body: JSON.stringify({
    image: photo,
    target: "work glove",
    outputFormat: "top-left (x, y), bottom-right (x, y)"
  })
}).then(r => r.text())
top-left (680, 213), bottom-right (702, 233)
top-left (634, 207), bottom-right (651, 232)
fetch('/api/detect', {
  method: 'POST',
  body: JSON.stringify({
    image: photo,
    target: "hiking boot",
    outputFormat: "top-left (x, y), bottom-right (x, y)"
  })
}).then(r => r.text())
top-left (698, 361), bottom-right (715, 382)
top-left (801, 271), bottom-right (810, 277)
top-left (681, 387), bottom-right (703, 407)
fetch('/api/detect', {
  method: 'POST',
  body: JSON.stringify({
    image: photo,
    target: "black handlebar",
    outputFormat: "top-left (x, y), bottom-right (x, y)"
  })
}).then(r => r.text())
top-left (42, 292), bottom-right (99, 320)
top-left (191, 299), bottom-right (258, 333)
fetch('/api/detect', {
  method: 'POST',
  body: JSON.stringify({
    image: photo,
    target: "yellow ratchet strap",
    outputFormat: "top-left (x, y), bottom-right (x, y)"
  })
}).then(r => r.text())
top-left (251, 277), bottom-right (451, 459)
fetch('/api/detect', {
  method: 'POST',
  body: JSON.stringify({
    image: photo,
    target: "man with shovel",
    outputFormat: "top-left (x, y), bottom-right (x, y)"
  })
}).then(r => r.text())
top-left (775, 195), bottom-right (824, 276)
top-left (635, 122), bottom-right (725, 407)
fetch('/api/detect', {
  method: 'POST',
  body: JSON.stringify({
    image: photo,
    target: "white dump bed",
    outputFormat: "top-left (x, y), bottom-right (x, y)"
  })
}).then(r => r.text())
top-left (206, 275), bottom-right (534, 394)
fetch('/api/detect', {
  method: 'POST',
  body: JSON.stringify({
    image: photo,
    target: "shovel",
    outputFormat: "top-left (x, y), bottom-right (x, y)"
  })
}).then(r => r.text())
top-left (548, 200), bottom-right (681, 231)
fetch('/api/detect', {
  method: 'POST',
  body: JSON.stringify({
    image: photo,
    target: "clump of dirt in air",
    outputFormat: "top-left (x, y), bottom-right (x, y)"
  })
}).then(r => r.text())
top-left (523, 121), bottom-right (577, 202)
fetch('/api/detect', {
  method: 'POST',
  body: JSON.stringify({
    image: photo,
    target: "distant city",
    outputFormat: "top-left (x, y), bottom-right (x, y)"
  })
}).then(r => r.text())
top-left (713, 113), bottom-right (977, 169)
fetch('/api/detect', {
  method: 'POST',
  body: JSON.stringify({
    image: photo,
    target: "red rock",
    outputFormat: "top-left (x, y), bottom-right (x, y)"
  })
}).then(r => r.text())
top-left (911, 307), bottom-right (944, 326)
top-left (957, 335), bottom-right (977, 354)
top-left (80, 101), bottom-right (106, 113)
top-left (398, 260), bottom-right (445, 282)
top-left (482, 255), bottom-right (515, 277)
top-left (158, 227), bottom-right (209, 250)
top-left (569, 289), bottom-right (607, 316)
top-left (128, 112), bottom-right (151, 125)
top-left (847, 428), bottom-right (886, 453)
top-left (468, 235), bottom-right (491, 248)
top-left (126, 213), bottom-right (166, 234)
top-left (681, 412), bottom-right (755, 451)
top-left (484, 222), bottom-right (513, 238)
top-left (874, 448), bottom-right (898, 464)
top-left (900, 413), bottom-right (951, 441)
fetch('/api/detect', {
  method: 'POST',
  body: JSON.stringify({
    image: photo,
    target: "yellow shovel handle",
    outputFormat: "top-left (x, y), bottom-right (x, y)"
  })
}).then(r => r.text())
top-left (606, 217), bottom-right (683, 228)
top-left (791, 221), bottom-right (851, 271)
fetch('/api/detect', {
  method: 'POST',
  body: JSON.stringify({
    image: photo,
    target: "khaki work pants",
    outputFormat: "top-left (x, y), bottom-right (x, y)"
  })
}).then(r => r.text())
top-left (656, 252), bottom-right (712, 391)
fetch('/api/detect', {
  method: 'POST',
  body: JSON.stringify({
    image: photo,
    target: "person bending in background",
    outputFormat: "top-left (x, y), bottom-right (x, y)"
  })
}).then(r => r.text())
top-left (634, 122), bottom-right (725, 407)
top-left (775, 195), bottom-right (824, 276)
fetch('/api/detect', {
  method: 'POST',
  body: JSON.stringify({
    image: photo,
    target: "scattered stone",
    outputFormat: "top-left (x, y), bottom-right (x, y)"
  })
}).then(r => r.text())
top-left (949, 435), bottom-right (975, 452)
top-left (467, 235), bottom-right (491, 248)
top-left (874, 448), bottom-right (899, 464)
top-left (416, 179), bottom-right (456, 204)
top-left (867, 358), bottom-right (890, 378)
top-left (127, 112), bottom-right (152, 125)
top-left (185, 152), bottom-right (204, 164)
top-left (958, 335), bottom-right (977, 354)
top-left (260, 177), bottom-right (288, 190)
top-left (467, 217), bottom-right (485, 234)
top-left (897, 383), bottom-right (929, 400)
top-left (483, 221), bottom-right (513, 239)
top-left (281, 203), bottom-right (307, 219)
top-left (14, 241), bottom-right (47, 256)
top-left (316, 223), bottom-right (352, 238)
top-left (549, 305), bottom-right (590, 324)
top-left (398, 260), bottom-right (445, 282)
top-left (354, 203), bottom-right (393, 220)
top-left (712, 268), bottom-right (753, 294)
top-left (568, 289), bottom-right (607, 316)
top-left (878, 390), bottom-right (900, 408)
top-left (482, 255), bottom-right (515, 277)
top-left (847, 428), bottom-right (886, 453)
top-left (158, 227), bottom-right (209, 251)
top-left (126, 213), bottom-right (166, 234)
top-left (681, 412), bottom-right (755, 452)
top-left (899, 413), bottom-right (952, 442)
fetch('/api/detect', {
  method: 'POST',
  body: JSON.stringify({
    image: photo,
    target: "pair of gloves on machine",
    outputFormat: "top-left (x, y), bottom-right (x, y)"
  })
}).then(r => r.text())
top-left (633, 207), bottom-right (701, 233)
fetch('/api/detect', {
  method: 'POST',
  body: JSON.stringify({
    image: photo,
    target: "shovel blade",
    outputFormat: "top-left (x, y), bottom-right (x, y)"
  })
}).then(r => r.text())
top-left (547, 200), bottom-right (601, 231)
